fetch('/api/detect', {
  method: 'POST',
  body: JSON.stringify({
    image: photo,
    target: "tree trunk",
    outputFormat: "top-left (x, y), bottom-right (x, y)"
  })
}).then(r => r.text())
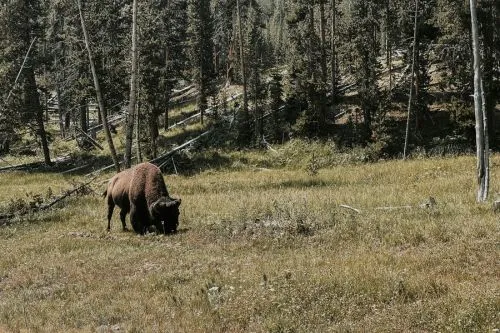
top-left (307, 4), bottom-right (315, 81)
top-left (80, 98), bottom-right (88, 133)
top-left (124, 0), bottom-right (138, 169)
top-left (164, 101), bottom-right (170, 131)
top-left (164, 47), bottom-right (170, 131)
top-left (56, 85), bottom-right (65, 138)
top-left (386, 0), bottom-right (392, 91)
top-left (319, 0), bottom-right (327, 127)
top-left (403, 0), bottom-right (419, 160)
top-left (64, 109), bottom-right (71, 131)
top-left (77, 0), bottom-right (120, 172)
top-left (136, 99), bottom-right (142, 163)
top-left (236, 0), bottom-right (248, 116)
top-left (149, 111), bottom-right (158, 159)
top-left (331, 0), bottom-right (337, 115)
top-left (199, 95), bottom-right (207, 125)
top-left (483, 3), bottom-right (496, 149)
top-left (470, 0), bottom-right (489, 202)
top-left (26, 66), bottom-right (51, 165)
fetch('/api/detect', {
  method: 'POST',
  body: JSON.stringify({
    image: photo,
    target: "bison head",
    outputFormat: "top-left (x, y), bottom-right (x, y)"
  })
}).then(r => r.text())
top-left (150, 197), bottom-right (181, 234)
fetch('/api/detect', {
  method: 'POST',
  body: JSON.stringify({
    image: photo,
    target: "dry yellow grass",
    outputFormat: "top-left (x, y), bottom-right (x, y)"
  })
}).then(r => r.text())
top-left (0, 154), bottom-right (499, 332)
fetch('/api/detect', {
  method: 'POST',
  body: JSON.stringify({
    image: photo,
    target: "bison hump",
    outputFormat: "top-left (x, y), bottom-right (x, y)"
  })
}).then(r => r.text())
top-left (129, 162), bottom-right (169, 207)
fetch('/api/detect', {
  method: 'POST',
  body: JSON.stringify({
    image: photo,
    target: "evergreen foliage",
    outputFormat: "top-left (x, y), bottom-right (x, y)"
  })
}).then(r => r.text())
top-left (0, 0), bottom-right (499, 160)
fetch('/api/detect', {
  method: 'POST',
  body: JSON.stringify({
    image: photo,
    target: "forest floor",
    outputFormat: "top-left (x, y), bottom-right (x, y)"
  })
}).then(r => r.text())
top-left (0, 151), bottom-right (499, 332)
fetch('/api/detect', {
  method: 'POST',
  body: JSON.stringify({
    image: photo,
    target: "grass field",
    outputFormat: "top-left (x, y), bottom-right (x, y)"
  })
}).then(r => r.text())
top-left (0, 153), bottom-right (499, 332)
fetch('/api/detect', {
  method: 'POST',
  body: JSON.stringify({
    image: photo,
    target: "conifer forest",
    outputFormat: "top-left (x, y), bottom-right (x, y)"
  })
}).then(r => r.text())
top-left (1, 0), bottom-right (498, 167)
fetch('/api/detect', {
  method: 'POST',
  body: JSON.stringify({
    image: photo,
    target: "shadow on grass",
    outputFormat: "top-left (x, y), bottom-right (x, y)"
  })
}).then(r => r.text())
top-left (0, 151), bottom-right (116, 176)
top-left (159, 149), bottom-right (234, 176)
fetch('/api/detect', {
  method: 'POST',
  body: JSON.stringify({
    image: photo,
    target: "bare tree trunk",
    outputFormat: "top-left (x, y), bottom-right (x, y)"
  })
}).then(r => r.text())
top-left (27, 66), bottom-right (51, 165)
top-left (307, 4), bottom-right (315, 81)
top-left (149, 113), bottom-right (158, 159)
top-left (5, 37), bottom-right (37, 104)
top-left (236, 0), bottom-right (248, 116)
top-left (386, 0), bottom-right (393, 91)
top-left (77, 0), bottom-right (120, 172)
top-left (331, 0), bottom-right (337, 115)
top-left (124, 0), bottom-right (138, 169)
top-left (403, 0), bottom-right (419, 160)
top-left (164, 47), bottom-right (170, 131)
top-left (470, 0), bottom-right (489, 202)
top-left (164, 101), bottom-right (170, 131)
top-left (320, 1), bottom-right (327, 85)
top-left (136, 99), bottom-right (142, 163)
top-left (319, 0), bottom-right (327, 126)
top-left (80, 98), bottom-right (88, 133)
top-left (56, 85), bottom-right (65, 138)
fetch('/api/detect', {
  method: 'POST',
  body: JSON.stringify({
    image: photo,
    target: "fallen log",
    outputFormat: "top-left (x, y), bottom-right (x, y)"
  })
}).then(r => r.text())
top-left (85, 160), bottom-right (125, 177)
top-left (0, 175), bottom-right (100, 227)
top-left (153, 130), bottom-right (214, 168)
top-left (171, 84), bottom-right (196, 97)
top-left (75, 127), bottom-right (104, 150)
top-left (168, 93), bottom-right (243, 130)
top-left (0, 161), bottom-right (46, 172)
top-left (61, 164), bottom-right (89, 174)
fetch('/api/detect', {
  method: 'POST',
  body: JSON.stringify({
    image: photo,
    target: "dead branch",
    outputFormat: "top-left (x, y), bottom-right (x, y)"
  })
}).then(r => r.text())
top-left (4, 37), bottom-right (37, 104)
top-left (168, 93), bottom-right (242, 130)
top-left (0, 175), bottom-right (101, 227)
top-left (154, 130), bottom-right (214, 168)
top-left (85, 160), bottom-right (125, 177)
top-left (171, 84), bottom-right (196, 97)
top-left (75, 127), bottom-right (104, 150)
top-left (339, 205), bottom-right (361, 214)
top-left (61, 164), bottom-right (89, 174)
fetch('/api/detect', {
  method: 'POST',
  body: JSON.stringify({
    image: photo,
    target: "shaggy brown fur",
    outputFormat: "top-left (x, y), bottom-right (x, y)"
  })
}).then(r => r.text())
top-left (104, 168), bottom-right (132, 231)
top-left (105, 162), bottom-right (181, 234)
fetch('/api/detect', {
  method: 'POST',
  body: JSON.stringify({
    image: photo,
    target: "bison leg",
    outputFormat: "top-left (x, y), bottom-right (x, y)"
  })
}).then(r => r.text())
top-left (119, 209), bottom-right (128, 231)
top-left (129, 204), bottom-right (145, 234)
top-left (107, 202), bottom-right (115, 231)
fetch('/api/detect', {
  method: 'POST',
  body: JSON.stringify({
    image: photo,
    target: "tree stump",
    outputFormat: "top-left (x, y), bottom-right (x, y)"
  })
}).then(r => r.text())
top-left (493, 201), bottom-right (500, 213)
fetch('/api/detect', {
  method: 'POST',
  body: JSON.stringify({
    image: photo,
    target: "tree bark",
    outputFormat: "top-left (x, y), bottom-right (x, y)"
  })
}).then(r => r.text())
top-left (236, 0), bottom-right (248, 116)
top-left (470, 0), bottom-right (489, 202)
top-left (80, 98), bottom-right (88, 133)
top-left (164, 48), bottom-right (171, 131)
top-left (331, 0), bottom-right (337, 115)
top-left (136, 99), bottom-right (142, 163)
top-left (386, 0), bottom-right (392, 91)
top-left (26, 66), bottom-right (51, 165)
top-left (403, 0), bottom-right (419, 160)
top-left (149, 111), bottom-right (158, 159)
top-left (124, 0), bottom-right (138, 169)
top-left (319, 0), bottom-right (327, 126)
top-left (56, 84), bottom-right (65, 138)
top-left (77, 0), bottom-right (120, 172)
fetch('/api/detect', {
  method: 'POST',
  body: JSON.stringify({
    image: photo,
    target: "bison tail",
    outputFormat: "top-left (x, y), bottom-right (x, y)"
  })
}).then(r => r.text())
top-left (102, 190), bottom-right (107, 198)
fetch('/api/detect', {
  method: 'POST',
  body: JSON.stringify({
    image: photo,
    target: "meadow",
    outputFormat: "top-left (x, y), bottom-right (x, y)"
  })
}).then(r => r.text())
top-left (0, 152), bottom-right (499, 332)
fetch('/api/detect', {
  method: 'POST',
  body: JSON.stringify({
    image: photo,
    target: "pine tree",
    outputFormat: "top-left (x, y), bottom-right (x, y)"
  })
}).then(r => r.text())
top-left (245, 4), bottom-right (266, 143)
top-left (266, 73), bottom-right (285, 143)
top-left (0, 0), bottom-right (51, 164)
top-left (342, 0), bottom-right (382, 139)
top-left (187, 0), bottom-right (215, 125)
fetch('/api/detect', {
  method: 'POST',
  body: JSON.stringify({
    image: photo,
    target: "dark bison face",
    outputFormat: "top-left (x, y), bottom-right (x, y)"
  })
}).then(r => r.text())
top-left (151, 197), bottom-right (181, 234)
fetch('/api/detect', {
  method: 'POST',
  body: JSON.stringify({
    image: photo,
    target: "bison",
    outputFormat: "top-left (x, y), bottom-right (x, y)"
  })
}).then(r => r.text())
top-left (104, 162), bottom-right (181, 234)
